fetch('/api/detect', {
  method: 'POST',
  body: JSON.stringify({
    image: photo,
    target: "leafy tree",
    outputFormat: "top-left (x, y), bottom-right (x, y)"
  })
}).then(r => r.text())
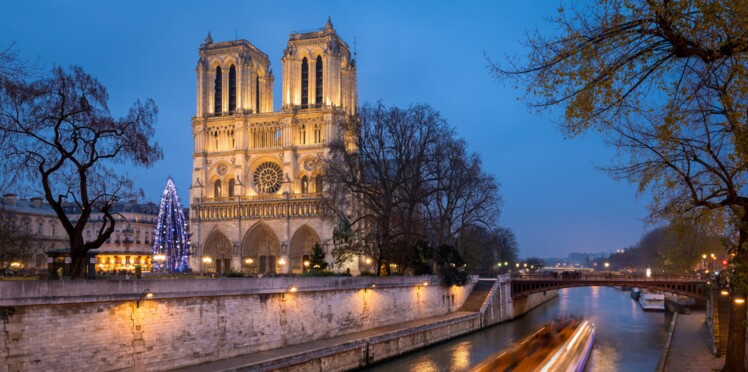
top-left (309, 243), bottom-right (328, 272)
top-left (435, 244), bottom-right (469, 286)
top-left (491, 1), bottom-right (748, 368)
top-left (0, 59), bottom-right (162, 278)
top-left (459, 225), bottom-right (518, 276)
top-left (0, 209), bottom-right (33, 272)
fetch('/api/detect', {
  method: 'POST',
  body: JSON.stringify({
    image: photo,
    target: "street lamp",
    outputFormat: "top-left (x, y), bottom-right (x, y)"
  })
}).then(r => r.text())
top-left (604, 262), bottom-right (610, 268)
top-left (136, 289), bottom-right (153, 308)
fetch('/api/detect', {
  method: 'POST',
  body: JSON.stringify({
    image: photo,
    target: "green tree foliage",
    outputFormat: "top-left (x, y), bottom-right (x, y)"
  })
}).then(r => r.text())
top-left (459, 225), bottom-right (518, 276)
top-left (491, 1), bottom-right (748, 368)
top-left (435, 244), bottom-right (469, 286)
top-left (309, 243), bottom-right (328, 272)
top-left (0, 54), bottom-right (162, 279)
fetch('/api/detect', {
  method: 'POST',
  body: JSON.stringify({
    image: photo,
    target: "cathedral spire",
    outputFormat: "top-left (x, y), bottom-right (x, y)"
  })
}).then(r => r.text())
top-left (205, 32), bottom-right (213, 44)
top-left (325, 17), bottom-right (334, 31)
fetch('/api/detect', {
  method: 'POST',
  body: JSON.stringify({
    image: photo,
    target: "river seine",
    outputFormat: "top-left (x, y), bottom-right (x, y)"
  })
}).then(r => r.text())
top-left (365, 286), bottom-right (672, 371)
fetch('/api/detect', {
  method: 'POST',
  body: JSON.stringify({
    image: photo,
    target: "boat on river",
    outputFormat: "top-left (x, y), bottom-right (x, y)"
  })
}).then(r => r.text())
top-left (639, 290), bottom-right (665, 311)
top-left (470, 316), bottom-right (595, 372)
top-left (630, 287), bottom-right (641, 301)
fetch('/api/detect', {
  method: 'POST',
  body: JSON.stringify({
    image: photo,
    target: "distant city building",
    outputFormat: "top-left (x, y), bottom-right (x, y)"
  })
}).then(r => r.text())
top-left (0, 193), bottom-right (67, 271)
top-left (63, 200), bottom-right (163, 273)
top-left (189, 19), bottom-right (358, 275)
top-left (567, 252), bottom-right (608, 265)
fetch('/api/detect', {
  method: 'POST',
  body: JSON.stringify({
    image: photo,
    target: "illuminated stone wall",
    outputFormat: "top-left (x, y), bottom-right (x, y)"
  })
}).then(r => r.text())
top-left (0, 276), bottom-right (474, 371)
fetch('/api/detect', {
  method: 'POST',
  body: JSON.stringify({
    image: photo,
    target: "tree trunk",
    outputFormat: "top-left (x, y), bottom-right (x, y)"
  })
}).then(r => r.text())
top-left (69, 252), bottom-right (86, 279)
top-left (724, 222), bottom-right (748, 371)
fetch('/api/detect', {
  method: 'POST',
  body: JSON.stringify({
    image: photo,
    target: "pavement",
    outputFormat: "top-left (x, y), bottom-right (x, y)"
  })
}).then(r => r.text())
top-left (172, 311), bottom-right (476, 372)
top-left (664, 311), bottom-right (724, 372)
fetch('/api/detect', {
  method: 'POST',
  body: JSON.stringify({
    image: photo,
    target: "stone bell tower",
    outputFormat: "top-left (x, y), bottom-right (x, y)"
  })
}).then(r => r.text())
top-left (281, 17), bottom-right (357, 115)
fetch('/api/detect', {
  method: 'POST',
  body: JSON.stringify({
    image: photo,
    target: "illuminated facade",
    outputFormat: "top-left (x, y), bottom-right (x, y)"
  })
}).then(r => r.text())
top-left (190, 19), bottom-right (358, 274)
top-left (0, 194), bottom-right (67, 271)
top-left (78, 201), bottom-right (161, 273)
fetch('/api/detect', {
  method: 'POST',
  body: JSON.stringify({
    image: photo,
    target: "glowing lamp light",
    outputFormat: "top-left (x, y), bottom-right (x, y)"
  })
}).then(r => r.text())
top-left (516, 263), bottom-right (520, 268)
top-left (365, 258), bottom-right (372, 265)
top-left (646, 268), bottom-right (652, 278)
top-left (720, 289), bottom-right (730, 296)
top-left (153, 254), bottom-right (166, 262)
top-left (245, 258), bottom-right (254, 264)
top-left (604, 262), bottom-right (610, 268)
top-left (9, 262), bottom-right (21, 268)
top-left (422, 281), bottom-right (429, 286)
top-left (202, 256), bottom-right (212, 264)
top-left (282, 284), bottom-right (297, 299)
top-left (278, 258), bottom-right (286, 265)
top-left (734, 294), bottom-right (746, 305)
top-left (303, 261), bottom-right (310, 268)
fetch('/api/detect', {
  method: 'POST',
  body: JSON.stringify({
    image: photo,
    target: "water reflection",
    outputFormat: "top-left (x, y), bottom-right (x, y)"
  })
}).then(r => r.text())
top-left (364, 287), bottom-right (671, 372)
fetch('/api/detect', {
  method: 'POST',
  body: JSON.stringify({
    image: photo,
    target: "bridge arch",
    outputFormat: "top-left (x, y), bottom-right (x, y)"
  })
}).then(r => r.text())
top-left (510, 275), bottom-right (707, 301)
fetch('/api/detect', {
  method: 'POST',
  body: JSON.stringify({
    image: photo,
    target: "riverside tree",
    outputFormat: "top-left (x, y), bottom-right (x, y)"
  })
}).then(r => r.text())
top-left (322, 103), bottom-right (502, 277)
top-left (0, 55), bottom-right (162, 279)
top-left (490, 1), bottom-right (748, 368)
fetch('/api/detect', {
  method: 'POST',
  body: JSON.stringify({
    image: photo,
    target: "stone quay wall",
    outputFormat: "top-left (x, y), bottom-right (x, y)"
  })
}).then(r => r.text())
top-left (0, 276), bottom-right (475, 372)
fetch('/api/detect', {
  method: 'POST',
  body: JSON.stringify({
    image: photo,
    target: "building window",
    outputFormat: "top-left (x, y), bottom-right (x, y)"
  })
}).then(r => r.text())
top-left (253, 162), bottom-right (283, 194)
top-left (214, 66), bottom-right (222, 114)
top-left (37, 222), bottom-right (43, 236)
top-left (316, 177), bottom-right (323, 193)
top-left (301, 57), bottom-right (309, 108)
top-left (228, 65), bottom-right (236, 113)
top-left (228, 179), bottom-right (235, 197)
top-left (314, 123), bottom-right (322, 144)
top-left (315, 56), bottom-right (323, 106)
top-left (301, 176), bottom-right (309, 194)
top-left (255, 76), bottom-right (260, 113)
top-left (214, 179), bottom-right (222, 198)
top-left (300, 124), bottom-right (306, 145)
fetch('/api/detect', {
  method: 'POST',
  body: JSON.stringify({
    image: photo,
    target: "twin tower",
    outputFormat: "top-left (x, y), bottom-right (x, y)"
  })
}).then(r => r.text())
top-left (189, 20), bottom-right (360, 275)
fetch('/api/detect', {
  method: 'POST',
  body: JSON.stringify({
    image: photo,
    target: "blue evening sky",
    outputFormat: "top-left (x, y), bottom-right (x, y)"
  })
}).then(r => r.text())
top-left (0, 0), bottom-right (652, 258)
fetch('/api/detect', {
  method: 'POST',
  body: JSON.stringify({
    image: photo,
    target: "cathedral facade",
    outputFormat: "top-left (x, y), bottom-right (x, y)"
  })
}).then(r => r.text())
top-left (189, 19), bottom-right (357, 275)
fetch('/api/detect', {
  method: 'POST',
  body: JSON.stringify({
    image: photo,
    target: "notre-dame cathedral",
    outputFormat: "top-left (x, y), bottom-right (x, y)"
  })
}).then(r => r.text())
top-left (189, 19), bottom-right (357, 274)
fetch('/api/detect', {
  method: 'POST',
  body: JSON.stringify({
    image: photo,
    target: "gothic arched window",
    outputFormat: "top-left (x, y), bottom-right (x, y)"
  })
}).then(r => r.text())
top-left (301, 176), bottom-right (309, 194)
top-left (214, 179), bottom-right (222, 198)
top-left (315, 56), bottom-right (323, 106)
top-left (256, 76), bottom-right (261, 113)
top-left (301, 57), bottom-right (309, 108)
top-left (228, 179), bottom-right (235, 197)
top-left (300, 124), bottom-right (306, 145)
top-left (228, 65), bottom-right (236, 113)
top-left (315, 176), bottom-right (323, 193)
top-left (214, 66), bottom-right (222, 115)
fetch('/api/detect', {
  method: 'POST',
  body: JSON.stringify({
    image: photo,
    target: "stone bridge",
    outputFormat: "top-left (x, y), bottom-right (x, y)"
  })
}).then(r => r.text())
top-left (510, 274), bottom-right (707, 301)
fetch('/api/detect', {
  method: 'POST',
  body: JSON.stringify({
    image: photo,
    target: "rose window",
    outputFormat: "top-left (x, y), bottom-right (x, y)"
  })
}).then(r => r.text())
top-left (253, 162), bottom-right (283, 194)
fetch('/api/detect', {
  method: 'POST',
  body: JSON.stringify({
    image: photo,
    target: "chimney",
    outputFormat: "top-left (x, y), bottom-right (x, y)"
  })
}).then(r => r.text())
top-left (30, 197), bottom-right (43, 208)
top-left (2, 193), bottom-right (17, 207)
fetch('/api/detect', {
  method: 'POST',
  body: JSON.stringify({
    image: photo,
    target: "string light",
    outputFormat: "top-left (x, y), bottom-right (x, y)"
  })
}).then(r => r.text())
top-left (152, 178), bottom-right (191, 272)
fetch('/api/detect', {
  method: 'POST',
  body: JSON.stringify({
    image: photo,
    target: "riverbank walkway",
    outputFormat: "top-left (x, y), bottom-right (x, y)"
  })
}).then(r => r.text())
top-left (664, 311), bottom-right (724, 372)
top-left (174, 311), bottom-right (476, 372)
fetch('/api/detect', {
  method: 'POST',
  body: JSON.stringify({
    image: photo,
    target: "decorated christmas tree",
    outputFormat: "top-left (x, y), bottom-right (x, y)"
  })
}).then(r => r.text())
top-left (152, 178), bottom-right (191, 272)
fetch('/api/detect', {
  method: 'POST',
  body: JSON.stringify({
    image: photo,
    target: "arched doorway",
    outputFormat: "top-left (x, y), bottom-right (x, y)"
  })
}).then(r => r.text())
top-left (242, 223), bottom-right (280, 274)
top-left (203, 231), bottom-right (232, 274)
top-left (290, 225), bottom-right (321, 273)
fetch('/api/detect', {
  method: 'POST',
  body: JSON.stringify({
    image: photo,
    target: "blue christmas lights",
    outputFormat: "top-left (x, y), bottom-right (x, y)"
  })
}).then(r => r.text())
top-left (152, 178), bottom-right (191, 272)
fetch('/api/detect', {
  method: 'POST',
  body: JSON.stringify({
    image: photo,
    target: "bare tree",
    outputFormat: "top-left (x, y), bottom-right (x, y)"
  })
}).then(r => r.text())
top-left (0, 209), bottom-right (33, 272)
top-left (491, 1), bottom-right (748, 368)
top-left (323, 102), bottom-right (504, 277)
top-left (0, 62), bottom-right (162, 279)
top-left (425, 135), bottom-right (501, 246)
top-left (322, 103), bottom-right (449, 275)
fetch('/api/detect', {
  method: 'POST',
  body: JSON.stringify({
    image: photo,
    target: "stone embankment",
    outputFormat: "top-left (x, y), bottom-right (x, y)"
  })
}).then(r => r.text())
top-left (0, 275), bottom-right (556, 371)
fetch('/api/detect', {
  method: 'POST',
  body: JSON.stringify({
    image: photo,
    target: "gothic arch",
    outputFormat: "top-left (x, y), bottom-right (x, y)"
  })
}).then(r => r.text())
top-left (242, 222), bottom-right (280, 273)
top-left (290, 225), bottom-right (320, 271)
top-left (203, 230), bottom-right (232, 269)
